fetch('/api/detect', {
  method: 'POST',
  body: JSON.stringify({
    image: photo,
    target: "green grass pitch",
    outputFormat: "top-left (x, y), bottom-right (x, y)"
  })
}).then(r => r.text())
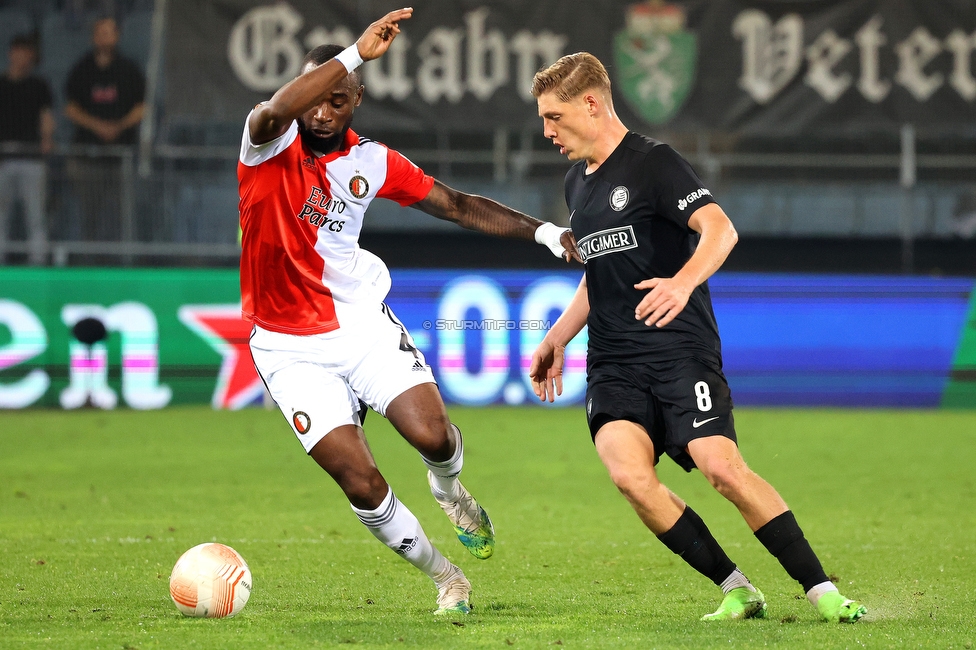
top-left (2, 406), bottom-right (975, 649)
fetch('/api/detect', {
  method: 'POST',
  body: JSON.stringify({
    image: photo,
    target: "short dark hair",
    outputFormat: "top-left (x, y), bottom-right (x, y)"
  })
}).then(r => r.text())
top-left (10, 33), bottom-right (37, 51)
top-left (303, 44), bottom-right (362, 84)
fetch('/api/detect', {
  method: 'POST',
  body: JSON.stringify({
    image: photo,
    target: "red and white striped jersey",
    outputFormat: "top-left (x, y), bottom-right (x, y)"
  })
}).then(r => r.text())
top-left (238, 114), bottom-right (434, 335)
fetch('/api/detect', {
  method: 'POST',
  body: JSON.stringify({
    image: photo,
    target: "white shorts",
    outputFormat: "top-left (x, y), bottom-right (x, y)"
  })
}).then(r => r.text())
top-left (249, 302), bottom-right (436, 453)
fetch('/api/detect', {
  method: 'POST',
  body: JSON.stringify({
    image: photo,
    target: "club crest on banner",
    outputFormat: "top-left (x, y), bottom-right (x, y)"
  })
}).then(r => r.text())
top-left (614, 1), bottom-right (697, 125)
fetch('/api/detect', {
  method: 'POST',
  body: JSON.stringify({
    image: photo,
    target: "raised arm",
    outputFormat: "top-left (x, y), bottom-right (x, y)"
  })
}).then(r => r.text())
top-left (529, 275), bottom-right (590, 402)
top-left (248, 8), bottom-right (413, 145)
top-left (412, 180), bottom-right (581, 262)
top-left (634, 202), bottom-right (738, 328)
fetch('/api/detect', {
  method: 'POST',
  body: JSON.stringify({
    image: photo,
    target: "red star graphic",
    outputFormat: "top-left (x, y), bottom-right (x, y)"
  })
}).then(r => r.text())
top-left (178, 304), bottom-right (264, 410)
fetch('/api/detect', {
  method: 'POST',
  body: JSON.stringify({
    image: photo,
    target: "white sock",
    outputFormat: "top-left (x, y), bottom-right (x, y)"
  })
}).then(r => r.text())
top-left (351, 488), bottom-right (453, 584)
top-left (422, 423), bottom-right (463, 501)
top-left (720, 568), bottom-right (756, 594)
top-left (806, 581), bottom-right (838, 606)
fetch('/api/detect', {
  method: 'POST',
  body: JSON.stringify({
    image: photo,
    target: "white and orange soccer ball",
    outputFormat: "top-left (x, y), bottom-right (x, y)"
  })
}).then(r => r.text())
top-left (169, 543), bottom-right (252, 618)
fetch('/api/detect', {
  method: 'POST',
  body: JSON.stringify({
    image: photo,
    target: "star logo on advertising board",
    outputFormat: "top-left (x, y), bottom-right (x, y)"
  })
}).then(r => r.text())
top-left (178, 304), bottom-right (264, 410)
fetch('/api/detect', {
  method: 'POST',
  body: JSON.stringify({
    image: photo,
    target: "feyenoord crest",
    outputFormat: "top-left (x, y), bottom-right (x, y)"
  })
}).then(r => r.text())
top-left (293, 411), bottom-right (311, 434)
top-left (614, 1), bottom-right (697, 125)
top-left (349, 175), bottom-right (369, 199)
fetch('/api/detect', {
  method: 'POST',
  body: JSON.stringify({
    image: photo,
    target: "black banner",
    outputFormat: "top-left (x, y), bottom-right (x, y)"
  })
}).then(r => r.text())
top-left (164, 0), bottom-right (976, 135)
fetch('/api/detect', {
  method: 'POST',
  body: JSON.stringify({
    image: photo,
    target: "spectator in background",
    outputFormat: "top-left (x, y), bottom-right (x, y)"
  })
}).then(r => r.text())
top-left (64, 16), bottom-right (145, 244)
top-left (0, 34), bottom-right (54, 266)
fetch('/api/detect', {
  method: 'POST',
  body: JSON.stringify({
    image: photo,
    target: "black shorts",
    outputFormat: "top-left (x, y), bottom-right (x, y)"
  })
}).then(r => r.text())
top-left (584, 357), bottom-right (737, 472)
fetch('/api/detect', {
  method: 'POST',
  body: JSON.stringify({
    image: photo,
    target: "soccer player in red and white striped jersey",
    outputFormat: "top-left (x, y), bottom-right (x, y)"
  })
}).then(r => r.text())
top-left (239, 8), bottom-right (579, 615)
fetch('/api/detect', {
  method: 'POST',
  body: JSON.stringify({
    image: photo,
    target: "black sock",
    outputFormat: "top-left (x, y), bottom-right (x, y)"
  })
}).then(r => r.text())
top-left (754, 511), bottom-right (829, 592)
top-left (657, 506), bottom-right (737, 586)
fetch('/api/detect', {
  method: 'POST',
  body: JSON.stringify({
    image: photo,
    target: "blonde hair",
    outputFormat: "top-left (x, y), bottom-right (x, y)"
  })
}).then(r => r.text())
top-left (531, 52), bottom-right (611, 102)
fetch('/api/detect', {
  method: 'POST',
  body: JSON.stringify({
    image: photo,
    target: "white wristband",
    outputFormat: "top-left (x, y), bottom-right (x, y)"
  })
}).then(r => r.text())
top-left (535, 222), bottom-right (570, 259)
top-left (335, 44), bottom-right (364, 73)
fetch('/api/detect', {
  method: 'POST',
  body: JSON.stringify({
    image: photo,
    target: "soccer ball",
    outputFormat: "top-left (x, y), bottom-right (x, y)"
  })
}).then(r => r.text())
top-left (169, 543), bottom-right (252, 618)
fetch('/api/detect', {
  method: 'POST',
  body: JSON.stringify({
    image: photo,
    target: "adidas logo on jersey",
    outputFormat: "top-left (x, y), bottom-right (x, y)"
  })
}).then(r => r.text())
top-left (394, 536), bottom-right (418, 555)
top-left (302, 156), bottom-right (315, 169)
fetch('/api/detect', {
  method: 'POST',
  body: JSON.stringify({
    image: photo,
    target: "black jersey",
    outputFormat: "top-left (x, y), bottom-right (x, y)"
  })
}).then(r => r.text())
top-left (565, 132), bottom-right (722, 366)
top-left (0, 75), bottom-right (52, 159)
top-left (65, 52), bottom-right (145, 145)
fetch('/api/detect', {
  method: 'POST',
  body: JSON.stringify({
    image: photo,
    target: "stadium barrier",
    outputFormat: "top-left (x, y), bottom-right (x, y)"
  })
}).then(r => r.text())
top-left (1, 142), bottom-right (975, 269)
top-left (0, 267), bottom-right (973, 410)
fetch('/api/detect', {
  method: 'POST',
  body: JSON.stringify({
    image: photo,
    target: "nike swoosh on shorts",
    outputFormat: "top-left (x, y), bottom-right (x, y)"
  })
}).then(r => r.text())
top-left (692, 416), bottom-right (720, 428)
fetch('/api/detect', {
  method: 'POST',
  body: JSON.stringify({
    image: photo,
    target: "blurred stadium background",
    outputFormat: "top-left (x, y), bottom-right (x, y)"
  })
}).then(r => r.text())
top-left (0, 0), bottom-right (974, 411)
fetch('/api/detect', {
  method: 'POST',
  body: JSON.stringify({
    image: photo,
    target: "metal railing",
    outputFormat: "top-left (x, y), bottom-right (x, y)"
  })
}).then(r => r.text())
top-left (2, 134), bottom-right (975, 269)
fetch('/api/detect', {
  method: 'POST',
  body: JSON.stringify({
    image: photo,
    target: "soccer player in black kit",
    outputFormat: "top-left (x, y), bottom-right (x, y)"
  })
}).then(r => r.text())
top-left (528, 52), bottom-right (866, 623)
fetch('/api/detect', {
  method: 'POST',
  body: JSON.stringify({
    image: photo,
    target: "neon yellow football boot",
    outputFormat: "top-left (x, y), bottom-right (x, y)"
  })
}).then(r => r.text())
top-left (817, 591), bottom-right (867, 623)
top-left (701, 587), bottom-right (768, 621)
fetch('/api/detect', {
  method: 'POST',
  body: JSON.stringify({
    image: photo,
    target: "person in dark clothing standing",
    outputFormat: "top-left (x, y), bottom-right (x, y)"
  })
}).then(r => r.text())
top-left (0, 34), bottom-right (54, 265)
top-left (64, 16), bottom-right (145, 244)
top-left (528, 52), bottom-right (866, 624)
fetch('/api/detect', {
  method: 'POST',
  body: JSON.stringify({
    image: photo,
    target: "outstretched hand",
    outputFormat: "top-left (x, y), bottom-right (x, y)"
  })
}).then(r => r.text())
top-left (559, 229), bottom-right (582, 263)
top-left (356, 8), bottom-right (413, 61)
top-left (529, 340), bottom-right (565, 403)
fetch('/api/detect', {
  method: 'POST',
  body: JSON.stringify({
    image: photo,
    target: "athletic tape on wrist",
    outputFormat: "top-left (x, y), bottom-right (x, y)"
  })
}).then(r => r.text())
top-left (535, 222), bottom-right (569, 257)
top-left (335, 44), bottom-right (364, 73)
top-left (535, 222), bottom-right (558, 245)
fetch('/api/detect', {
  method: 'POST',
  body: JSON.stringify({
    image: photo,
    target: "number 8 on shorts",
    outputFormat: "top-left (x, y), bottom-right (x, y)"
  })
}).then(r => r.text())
top-left (694, 381), bottom-right (712, 412)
